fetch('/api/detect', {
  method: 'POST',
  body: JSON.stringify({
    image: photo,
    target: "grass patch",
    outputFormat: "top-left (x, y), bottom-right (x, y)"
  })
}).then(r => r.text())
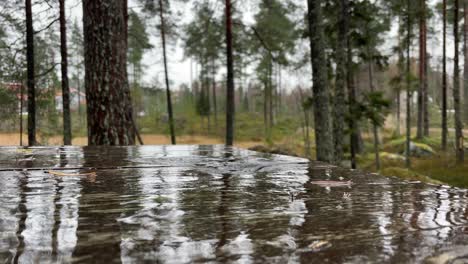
top-left (380, 167), bottom-right (443, 185)
top-left (413, 156), bottom-right (468, 188)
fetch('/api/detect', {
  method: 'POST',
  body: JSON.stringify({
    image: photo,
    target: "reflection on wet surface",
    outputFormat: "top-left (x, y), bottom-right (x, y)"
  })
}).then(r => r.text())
top-left (1, 145), bottom-right (468, 263)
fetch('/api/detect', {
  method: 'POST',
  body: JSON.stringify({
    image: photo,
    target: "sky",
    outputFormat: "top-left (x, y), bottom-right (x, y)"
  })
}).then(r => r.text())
top-left (6, 0), bottom-right (460, 91)
top-left (63, 0), bottom-right (314, 91)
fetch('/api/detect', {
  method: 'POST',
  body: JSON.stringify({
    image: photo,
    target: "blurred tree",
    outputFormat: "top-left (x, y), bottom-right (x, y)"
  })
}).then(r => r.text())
top-left (453, 0), bottom-right (464, 163)
top-left (307, 0), bottom-right (334, 163)
top-left (59, 0), bottom-right (72, 145)
top-left (252, 0), bottom-right (296, 142)
top-left (25, 0), bottom-right (36, 145)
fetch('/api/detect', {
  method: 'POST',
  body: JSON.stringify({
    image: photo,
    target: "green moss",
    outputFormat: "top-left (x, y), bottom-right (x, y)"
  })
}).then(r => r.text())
top-left (411, 142), bottom-right (435, 156)
top-left (382, 137), bottom-right (406, 153)
top-left (416, 136), bottom-right (440, 150)
top-left (413, 157), bottom-right (468, 188)
top-left (380, 152), bottom-right (405, 161)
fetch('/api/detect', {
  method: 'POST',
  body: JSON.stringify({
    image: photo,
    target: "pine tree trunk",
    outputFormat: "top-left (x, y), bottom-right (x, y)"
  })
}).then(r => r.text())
top-left (397, 19), bottom-right (403, 137)
top-left (368, 55), bottom-right (380, 171)
top-left (225, 0), bottom-right (235, 146)
top-left (207, 82), bottom-right (211, 131)
top-left (212, 59), bottom-right (218, 129)
top-left (59, 0), bottom-right (72, 145)
top-left (19, 83), bottom-right (24, 146)
top-left (454, 0), bottom-right (465, 163)
top-left (406, 0), bottom-right (412, 168)
top-left (307, 0), bottom-right (334, 163)
top-left (423, 3), bottom-right (429, 137)
top-left (396, 90), bottom-right (401, 136)
top-left (25, 0), bottom-right (36, 146)
top-left (264, 81), bottom-right (268, 138)
top-left (347, 45), bottom-right (358, 167)
top-left (82, 0), bottom-right (135, 145)
top-left (158, 0), bottom-right (176, 144)
top-left (268, 59), bottom-right (274, 130)
top-left (442, 0), bottom-right (448, 150)
top-left (417, 0), bottom-right (425, 139)
top-left (333, 0), bottom-right (347, 165)
top-left (464, 0), bottom-right (468, 124)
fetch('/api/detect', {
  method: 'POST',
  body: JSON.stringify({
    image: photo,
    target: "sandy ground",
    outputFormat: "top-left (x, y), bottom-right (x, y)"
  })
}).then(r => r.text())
top-left (0, 133), bottom-right (262, 149)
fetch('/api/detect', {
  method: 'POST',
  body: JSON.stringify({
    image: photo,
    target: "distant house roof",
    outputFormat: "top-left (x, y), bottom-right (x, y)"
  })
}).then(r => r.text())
top-left (1, 82), bottom-right (26, 100)
top-left (1, 83), bottom-right (86, 104)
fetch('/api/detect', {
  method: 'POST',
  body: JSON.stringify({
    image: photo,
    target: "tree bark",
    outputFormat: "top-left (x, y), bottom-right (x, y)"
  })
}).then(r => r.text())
top-left (423, 5), bottom-right (429, 137)
top-left (307, 0), bottom-right (334, 163)
top-left (212, 59), bottom-right (218, 129)
top-left (158, 0), bottom-right (176, 145)
top-left (59, 0), bottom-right (72, 145)
top-left (19, 83), bottom-right (24, 146)
top-left (82, 0), bottom-right (135, 145)
top-left (464, 0), bottom-right (468, 124)
top-left (225, 0), bottom-right (235, 146)
top-left (333, 0), bottom-right (347, 165)
top-left (397, 18), bottom-right (403, 137)
top-left (368, 56), bottom-right (380, 171)
top-left (406, 0), bottom-right (412, 168)
top-left (454, 0), bottom-right (465, 163)
top-left (442, 0), bottom-right (448, 150)
top-left (25, 0), bottom-right (36, 146)
top-left (269, 60), bottom-right (274, 129)
top-left (417, 0), bottom-right (425, 139)
top-left (347, 28), bottom-right (358, 168)
top-left (264, 80), bottom-right (268, 137)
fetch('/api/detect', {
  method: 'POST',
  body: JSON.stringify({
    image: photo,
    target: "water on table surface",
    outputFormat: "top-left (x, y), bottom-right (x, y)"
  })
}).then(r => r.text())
top-left (0, 145), bottom-right (468, 263)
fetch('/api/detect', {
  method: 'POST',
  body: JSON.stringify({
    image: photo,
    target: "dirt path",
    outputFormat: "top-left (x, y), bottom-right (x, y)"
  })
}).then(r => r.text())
top-left (0, 133), bottom-right (262, 148)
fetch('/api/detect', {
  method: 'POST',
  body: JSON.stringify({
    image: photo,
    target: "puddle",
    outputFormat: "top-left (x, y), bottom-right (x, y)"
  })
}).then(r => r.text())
top-left (0, 145), bottom-right (467, 263)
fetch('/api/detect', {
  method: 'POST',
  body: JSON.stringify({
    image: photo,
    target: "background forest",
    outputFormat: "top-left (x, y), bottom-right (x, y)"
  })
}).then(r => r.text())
top-left (1, 0), bottom-right (468, 187)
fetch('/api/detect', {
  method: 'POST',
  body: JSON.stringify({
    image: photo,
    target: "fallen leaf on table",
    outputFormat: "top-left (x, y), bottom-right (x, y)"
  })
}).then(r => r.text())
top-left (308, 240), bottom-right (332, 252)
top-left (310, 180), bottom-right (353, 187)
top-left (15, 149), bottom-right (33, 154)
top-left (46, 170), bottom-right (97, 177)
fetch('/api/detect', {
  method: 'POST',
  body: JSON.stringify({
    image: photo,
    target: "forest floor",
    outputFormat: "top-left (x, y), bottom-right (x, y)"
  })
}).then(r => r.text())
top-left (0, 133), bottom-right (262, 149)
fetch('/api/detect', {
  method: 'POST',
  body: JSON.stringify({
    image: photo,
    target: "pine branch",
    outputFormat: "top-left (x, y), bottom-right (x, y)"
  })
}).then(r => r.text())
top-left (34, 17), bottom-right (59, 35)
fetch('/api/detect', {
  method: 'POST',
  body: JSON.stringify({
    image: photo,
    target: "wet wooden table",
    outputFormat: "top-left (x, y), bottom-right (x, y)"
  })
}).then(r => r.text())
top-left (0, 145), bottom-right (467, 263)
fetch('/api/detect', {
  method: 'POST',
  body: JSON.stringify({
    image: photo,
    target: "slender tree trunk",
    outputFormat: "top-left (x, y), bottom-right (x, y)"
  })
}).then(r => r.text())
top-left (25, 0), bottom-right (36, 146)
top-left (268, 59), bottom-right (274, 130)
top-left (300, 89), bottom-right (311, 158)
top-left (82, 0), bottom-right (135, 145)
top-left (279, 65), bottom-right (282, 111)
top-left (212, 59), bottom-right (218, 129)
top-left (19, 83), bottom-right (24, 146)
top-left (423, 4), bottom-right (429, 137)
top-left (206, 71), bottom-right (211, 131)
top-left (225, 0), bottom-right (235, 146)
top-left (397, 90), bottom-right (401, 136)
top-left (59, 0), bottom-right (72, 145)
top-left (442, 0), bottom-right (448, 150)
top-left (333, 0), bottom-right (347, 165)
top-left (417, 0), bottom-right (425, 139)
top-left (397, 19), bottom-right (403, 137)
top-left (454, 0), bottom-right (465, 163)
top-left (77, 73), bottom-right (82, 123)
top-left (264, 88), bottom-right (267, 132)
top-left (307, 0), bottom-right (334, 163)
top-left (406, 0), bottom-right (412, 168)
top-left (464, 0), bottom-right (468, 124)
top-left (158, 0), bottom-right (176, 145)
top-left (368, 57), bottom-right (381, 170)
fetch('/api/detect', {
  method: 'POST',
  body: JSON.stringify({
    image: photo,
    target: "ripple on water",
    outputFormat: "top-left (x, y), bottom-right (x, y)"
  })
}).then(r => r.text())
top-left (0, 146), bottom-right (468, 263)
